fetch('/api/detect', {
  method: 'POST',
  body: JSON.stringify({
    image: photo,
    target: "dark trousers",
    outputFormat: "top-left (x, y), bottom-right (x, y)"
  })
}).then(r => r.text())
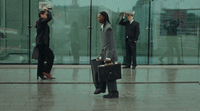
top-left (160, 36), bottom-right (181, 63)
top-left (126, 39), bottom-right (137, 67)
top-left (102, 80), bottom-right (118, 92)
top-left (37, 45), bottom-right (54, 77)
top-left (91, 60), bottom-right (118, 93)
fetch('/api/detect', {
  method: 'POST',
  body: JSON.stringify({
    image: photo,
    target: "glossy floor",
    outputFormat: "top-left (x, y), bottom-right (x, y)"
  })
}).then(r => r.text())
top-left (0, 65), bottom-right (200, 111)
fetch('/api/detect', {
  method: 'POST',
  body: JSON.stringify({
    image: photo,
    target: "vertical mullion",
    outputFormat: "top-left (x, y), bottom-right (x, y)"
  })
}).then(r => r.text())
top-left (89, 0), bottom-right (92, 63)
top-left (28, 0), bottom-right (31, 64)
top-left (147, 0), bottom-right (151, 65)
top-left (198, 11), bottom-right (200, 64)
top-left (4, 0), bottom-right (7, 54)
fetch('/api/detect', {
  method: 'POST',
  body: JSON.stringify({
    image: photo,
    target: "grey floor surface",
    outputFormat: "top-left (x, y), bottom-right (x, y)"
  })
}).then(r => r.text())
top-left (0, 65), bottom-right (200, 111)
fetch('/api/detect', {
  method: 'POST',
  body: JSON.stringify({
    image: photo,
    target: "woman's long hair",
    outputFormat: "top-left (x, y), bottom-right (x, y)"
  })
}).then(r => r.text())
top-left (99, 11), bottom-right (111, 27)
top-left (38, 11), bottom-right (46, 18)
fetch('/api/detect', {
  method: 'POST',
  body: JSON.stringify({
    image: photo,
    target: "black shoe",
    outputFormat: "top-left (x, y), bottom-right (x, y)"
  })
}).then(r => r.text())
top-left (132, 66), bottom-right (136, 69)
top-left (103, 92), bottom-right (119, 98)
top-left (122, 65), bottom-right (130, 69)
top-left (94, 89), bottom-right (105, 94)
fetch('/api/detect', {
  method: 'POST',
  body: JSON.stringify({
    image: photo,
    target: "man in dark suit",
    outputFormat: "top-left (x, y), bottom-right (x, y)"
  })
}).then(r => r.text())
top-left (119, 11), bottom-right (140, 69)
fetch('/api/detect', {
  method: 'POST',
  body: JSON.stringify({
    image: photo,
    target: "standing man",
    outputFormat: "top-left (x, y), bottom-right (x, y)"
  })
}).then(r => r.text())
top-left (119, 11), bottom-right (140, 69)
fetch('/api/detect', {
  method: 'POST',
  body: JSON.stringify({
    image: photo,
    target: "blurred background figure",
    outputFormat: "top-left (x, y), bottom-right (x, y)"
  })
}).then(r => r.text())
top-left (159, 19), bottom-right (183, 64)
top-left (69, 21), bottom-right (80, 64)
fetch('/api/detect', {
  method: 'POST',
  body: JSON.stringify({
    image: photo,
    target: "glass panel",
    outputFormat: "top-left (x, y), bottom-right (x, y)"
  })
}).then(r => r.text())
top-left (0, 0), bottom-right (29, 63)
top-left (150, 0), bottom-right (200, 65)
top-left (2, 0), bottom-right (199, 65)
top-left (91, 0), bottom-right (149, 64)
top-left (134, 0), bottom-right (149, 64)
top-left (30, 0), bottom-right (39, 64)
top-left (31, 0), bottom-right (91, 64)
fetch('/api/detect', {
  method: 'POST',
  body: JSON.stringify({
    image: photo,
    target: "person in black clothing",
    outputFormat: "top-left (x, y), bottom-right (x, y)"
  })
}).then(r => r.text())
top-left (119, 11), bottom-right (140, 69)
top-left (35, 7), bottom-right (55, 79)
top-left (159, 19), bottom-right (182, 64)
top-left (69, 21), bottom-right (80, 64)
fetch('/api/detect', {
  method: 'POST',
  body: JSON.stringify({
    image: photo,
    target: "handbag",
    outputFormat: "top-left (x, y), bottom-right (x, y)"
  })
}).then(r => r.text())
top-left (98, 63), bottom-right (122, 82)
top-left (32, 47), bottom-right (39, 60)
top-left (91, 59), bottom-right (104, 85)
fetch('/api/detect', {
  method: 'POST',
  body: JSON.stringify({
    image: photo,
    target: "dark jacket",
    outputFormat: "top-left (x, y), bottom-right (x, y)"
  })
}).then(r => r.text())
top-left (164, 19), bottom-right (179, 36)
top-left (36, 10), bottom-right (52, 46)
top-left (119, 18), bottom-right (140, 42)
top-left (99, 22), bottom-right (118, 62)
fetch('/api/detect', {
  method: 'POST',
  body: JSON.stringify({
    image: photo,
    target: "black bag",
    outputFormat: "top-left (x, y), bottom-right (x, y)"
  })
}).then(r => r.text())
top-left (91, 59), bottom-right (104, 87)
top-left (0, 32), bottom-right (5, 38)
top-left (32, 47), bottom-right (39, 60)
top-left (91, 59), bottom-right (104, 74)
top-left (98, 63), bottom-right (121, 82)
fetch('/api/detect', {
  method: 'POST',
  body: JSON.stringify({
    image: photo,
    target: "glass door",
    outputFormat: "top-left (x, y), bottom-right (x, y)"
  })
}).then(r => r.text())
top-left (0, 0), bottom-right (29, 64)
top-left (30, 0), bottom-right (91, 64)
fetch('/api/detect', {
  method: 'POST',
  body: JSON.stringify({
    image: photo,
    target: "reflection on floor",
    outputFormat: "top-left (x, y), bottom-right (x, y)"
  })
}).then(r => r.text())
top-left (0, 65), bottom-right (200, 111)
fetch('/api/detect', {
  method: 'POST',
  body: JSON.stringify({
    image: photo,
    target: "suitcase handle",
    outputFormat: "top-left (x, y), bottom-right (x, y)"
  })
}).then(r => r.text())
top-left (99, 62), bottom-right (120, 67)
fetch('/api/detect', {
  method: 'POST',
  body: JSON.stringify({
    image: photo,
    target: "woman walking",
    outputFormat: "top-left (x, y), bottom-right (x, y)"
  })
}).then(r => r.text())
top-left (35, 6), bottom-right (55, 79)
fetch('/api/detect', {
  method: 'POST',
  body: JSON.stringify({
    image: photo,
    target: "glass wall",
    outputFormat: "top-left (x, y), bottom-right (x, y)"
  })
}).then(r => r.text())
top-left (0, 0), bottom-right (200, 65)
top-left (150, 0), bottom-right (200, 65)
top-left (0, 0), bottom-right (29, 64)
top-left (91, 0), bottom-right (149, 65)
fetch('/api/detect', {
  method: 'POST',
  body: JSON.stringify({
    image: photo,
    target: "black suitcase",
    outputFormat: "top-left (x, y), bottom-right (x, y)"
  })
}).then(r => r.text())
top-left (98, 63), bottom-right (121, 82)
top-left (90, 59), bottom-right (104, 88)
